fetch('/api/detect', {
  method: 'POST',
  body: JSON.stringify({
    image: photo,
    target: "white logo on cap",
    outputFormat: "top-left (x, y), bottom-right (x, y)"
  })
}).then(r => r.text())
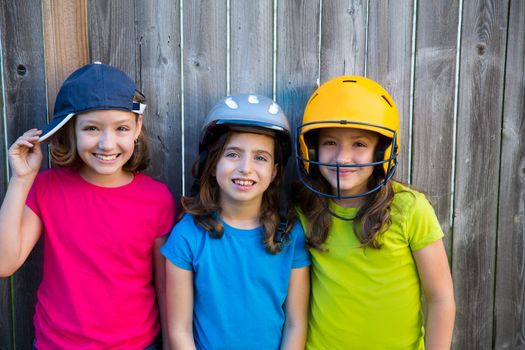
top-left (248, 95), bottom-right (259, 104)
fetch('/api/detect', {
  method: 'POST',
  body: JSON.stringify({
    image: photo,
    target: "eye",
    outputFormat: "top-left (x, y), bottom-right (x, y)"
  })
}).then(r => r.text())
top-left (117, 126), bottom-right (130, 132)
top-left (321, 139), bottom-right (336, 146)
top-left (224, 151), bottom-right (239, 158)
top-left (255, 155), bottom-right (268, 162)
top-left (82, 126), bottom-right (98, 131)
top-left (354, 141), bottom-right (367, 148)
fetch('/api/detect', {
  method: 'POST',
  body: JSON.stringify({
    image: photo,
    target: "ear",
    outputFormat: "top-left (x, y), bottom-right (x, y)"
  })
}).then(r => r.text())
top-left (134, 114), bottom-right (143, 139)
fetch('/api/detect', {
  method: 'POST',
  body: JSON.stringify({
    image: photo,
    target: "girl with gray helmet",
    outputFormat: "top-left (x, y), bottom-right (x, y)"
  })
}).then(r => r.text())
top-left (161, 94), bottom-right (310, 349)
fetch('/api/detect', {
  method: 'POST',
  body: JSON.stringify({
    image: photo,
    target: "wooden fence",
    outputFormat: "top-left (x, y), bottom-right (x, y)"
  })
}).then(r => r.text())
top-left (0, 0), bottom-right (523, 349)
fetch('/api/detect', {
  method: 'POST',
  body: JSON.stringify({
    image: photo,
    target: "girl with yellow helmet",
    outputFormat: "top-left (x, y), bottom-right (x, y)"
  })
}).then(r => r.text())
top-left (294, 76), bottom-right (456, 349)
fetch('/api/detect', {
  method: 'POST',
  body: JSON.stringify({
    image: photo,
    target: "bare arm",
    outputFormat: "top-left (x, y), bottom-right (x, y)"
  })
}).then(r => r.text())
top-left (413, 239), bottom-right (456, 350)
top-left (154, 236), bottom-right (169, 349)
top-left (165, 260), bottom-right (195, 350)
top-left (280, 266), bottom-right (310, 350)
top-left (0, 129), bottom-right (43, 276)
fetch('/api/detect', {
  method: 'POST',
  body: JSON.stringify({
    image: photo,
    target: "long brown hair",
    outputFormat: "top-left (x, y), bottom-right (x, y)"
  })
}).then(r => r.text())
top-left (294, 135), bottom-right (395, 250)
top-left (49, 91), bottom-right (150, 172)
top-left (182, 128), bottom-right (294, 254)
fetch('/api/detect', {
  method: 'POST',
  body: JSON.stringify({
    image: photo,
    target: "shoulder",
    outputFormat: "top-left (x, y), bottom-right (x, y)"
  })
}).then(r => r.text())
top-left (391, 181), bottom-right (433, 214)
top-left (133, 173), bottom-right (174, 201)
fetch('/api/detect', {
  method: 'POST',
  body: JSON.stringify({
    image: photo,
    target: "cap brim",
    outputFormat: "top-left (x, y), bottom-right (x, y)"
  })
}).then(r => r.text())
top-left (39, 113), bottom-right (76, 142)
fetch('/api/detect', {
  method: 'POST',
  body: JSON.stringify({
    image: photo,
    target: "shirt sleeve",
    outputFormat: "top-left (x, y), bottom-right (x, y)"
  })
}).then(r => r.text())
top-left (156, 184), bottom-right (177, 238)
top-left (160, 214), bottom-right (195, 271)
top-left (25, 173), bottom-right (42, 217)
top-left (290, 222), bottom-right (311, 269)
top-left (406, 193), bottom-right (444, 251)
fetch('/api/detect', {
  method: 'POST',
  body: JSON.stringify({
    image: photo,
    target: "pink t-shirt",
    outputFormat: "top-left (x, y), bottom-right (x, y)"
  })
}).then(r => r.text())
top-left (26, 167), bottom-right (175, 349)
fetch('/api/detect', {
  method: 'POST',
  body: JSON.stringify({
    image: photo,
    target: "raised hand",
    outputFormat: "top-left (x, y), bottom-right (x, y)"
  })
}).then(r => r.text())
top-left (8, 129), bottom-right (43, 179)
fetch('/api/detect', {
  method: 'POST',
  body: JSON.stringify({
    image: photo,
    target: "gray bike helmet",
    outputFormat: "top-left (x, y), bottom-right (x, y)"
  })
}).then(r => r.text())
top-left (191, 94), bottom-right (292, 243)
top-left (199, 94), bottom-right (291, 156)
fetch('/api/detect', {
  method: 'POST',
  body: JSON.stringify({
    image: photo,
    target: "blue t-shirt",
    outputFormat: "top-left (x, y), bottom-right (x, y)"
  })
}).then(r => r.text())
top-left (161, 213), bottom-right (311, 350)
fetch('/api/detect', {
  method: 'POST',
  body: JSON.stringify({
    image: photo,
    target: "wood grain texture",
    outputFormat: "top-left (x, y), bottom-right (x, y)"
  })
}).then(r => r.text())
top-left (411, 0), bottom-right (459, 253)
top-left (230, 0), bottom-right (273, 96)
top-left (88, 0), bottom-right (136, 75)
top-left (183, 0), bottom-right (227, 194)
top-left (493, 0), bottom-right (525, 348)
top-left (0, 40), bottom-right (12, 350)
top-left (0, 1), bottom-right (48, 348)
top-left (135, 0), bottom-right (182, 196)
top-left (276, 0), bottom-right (320, 129)
top-left (452, 0), bottom-right (509, 348)
top-left (320, 0), bottom-right (367, 81)
top-left (43, 0), bottom-right (89, 117)
top-left (367, 0), bottom-right (414, 183)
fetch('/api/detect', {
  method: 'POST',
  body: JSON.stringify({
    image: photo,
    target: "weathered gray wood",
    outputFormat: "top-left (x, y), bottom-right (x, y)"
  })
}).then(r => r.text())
top-left (494, 0), bottom-right (525, 348)
top-left (367, 0), bottom-right (414, 183)
top-left (183, 0), bottom-right (227, 193)
top-left (452, 0), bottom-right (509, 348)
top-left (0, 1), bottom-right (48, 349)
top-left (88, 0), bottom-right (136, 75)
top-left (411, 0), bottom-right (459, 254)
top-left (0, 43), bottom-right (13, 350)
top-left (135, 0), bottom-right (182, 197)
top-left (320, 0), bottom-right (367, 81)
top-left (230, 0), bottom-right (273, 96)
top-left (276, 0), bottom-right (320, 129)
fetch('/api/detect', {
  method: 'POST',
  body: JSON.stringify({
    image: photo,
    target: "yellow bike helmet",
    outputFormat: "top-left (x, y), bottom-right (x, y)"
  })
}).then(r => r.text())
top-left (296, 75), bottom-right (399, 199)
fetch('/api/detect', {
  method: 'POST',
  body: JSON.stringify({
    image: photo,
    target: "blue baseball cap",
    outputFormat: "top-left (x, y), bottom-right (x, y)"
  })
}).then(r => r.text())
top-left (39, 62), bottom-right (146, 142)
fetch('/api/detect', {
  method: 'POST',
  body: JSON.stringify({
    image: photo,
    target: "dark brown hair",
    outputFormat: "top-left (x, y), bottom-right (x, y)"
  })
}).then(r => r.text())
top-left (49, 91), bottom-right (150, 172)
top-left (294, 135), bottom-right (395, 250)
top-left (181, 128), bottom-right (294, 254)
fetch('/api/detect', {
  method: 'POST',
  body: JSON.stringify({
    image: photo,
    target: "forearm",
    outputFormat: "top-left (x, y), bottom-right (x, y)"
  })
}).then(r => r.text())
top-left (280, 322), bottom-right (307, 350)
top-left (0, 176), bottom-right (35, 275)
top-left (169, 331), bottom-right (196, 350)
top-left (424, 298), bottom-right (456, 350)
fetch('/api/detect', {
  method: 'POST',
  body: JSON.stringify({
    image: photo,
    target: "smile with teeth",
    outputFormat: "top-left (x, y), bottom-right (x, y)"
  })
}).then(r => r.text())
top-left (233, 179), bottom-right (255, 186)
top-left (94, 153), bottom-right (119, 161)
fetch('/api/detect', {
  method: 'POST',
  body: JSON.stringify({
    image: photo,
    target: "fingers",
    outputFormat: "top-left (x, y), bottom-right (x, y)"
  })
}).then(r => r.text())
top-left (11, 129), bottom-right (42, 149)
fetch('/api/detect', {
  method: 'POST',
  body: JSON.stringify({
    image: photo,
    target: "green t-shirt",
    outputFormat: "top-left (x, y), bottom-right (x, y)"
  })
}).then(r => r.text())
top-left (301, 182), bottom-right (443, 350)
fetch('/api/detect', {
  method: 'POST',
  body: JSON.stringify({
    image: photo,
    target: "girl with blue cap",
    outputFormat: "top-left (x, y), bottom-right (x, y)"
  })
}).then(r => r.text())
top-left (0, 62), bottom-right (175, 349)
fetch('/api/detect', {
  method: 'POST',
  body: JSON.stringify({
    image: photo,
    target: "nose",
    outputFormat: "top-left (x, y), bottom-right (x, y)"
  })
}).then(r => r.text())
top-left (98, 130), bottom-right (116, 151)
top-left (237, 156), bottom-right (253, 174)
top-left (335, 143), bottom-right (353, 165)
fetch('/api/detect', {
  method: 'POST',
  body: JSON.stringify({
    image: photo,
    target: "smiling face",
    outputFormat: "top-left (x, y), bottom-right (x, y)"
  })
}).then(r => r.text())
top-left (75, 109), bottom-right (142, 186)
top-left (317, 127), bottom-right (379, 199)
top-left (214, 132), bottom-right (278, 210)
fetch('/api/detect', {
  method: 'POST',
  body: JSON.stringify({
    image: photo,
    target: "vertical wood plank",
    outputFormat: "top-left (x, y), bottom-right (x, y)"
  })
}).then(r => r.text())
top-left (230, 0), bottom-right (273, 96)
top-left (494, 0), bottom-right (525, 348)
top-left (320, 0), bottom-right (367, 81)
top-left (183, 0), bottom-right (227, 193)
top-left (0, 1), bottom-right (48, 349)
top-left (452, 1), bottom-right (509, 348)
top-left (276, 0), bottom-right (320, 129)
top-left (411, 0), bottom-right (459, 253)
top-left (367, 0), bottom-right (414, 183)
top-left (0, 41), bottom-right (13, 350)
top-left (43, 0), bottom-right (89, 117)
top-left (88, 0), bottom-right (136, 75)
top-left (135, 0), bottom-right (182, 196)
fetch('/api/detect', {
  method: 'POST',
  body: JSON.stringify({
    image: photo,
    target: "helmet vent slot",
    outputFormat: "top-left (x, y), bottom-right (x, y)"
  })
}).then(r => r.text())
top-left (381, 95), bottom-right (393, 107)
top-left (342, 79), bottom-right (357, 83)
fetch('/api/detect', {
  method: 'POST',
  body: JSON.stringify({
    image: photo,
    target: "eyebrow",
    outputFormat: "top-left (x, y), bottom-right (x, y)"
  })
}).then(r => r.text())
top-left (224, 146), bottom-right (274, 158)
top-left (78, 118), bottom-right (134, 125)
